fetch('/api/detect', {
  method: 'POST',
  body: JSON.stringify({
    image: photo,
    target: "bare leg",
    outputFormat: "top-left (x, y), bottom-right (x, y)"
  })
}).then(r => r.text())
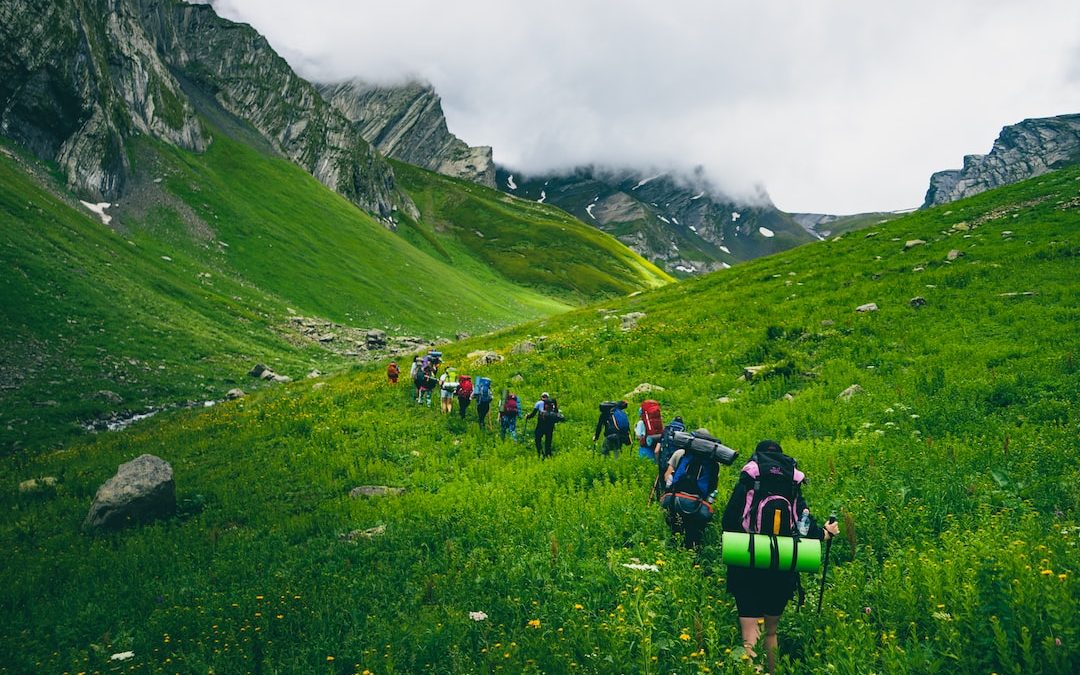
top-left (763, 615), bottom-right (781, 673)
top-left (739, 616), bottom-right (761, 660)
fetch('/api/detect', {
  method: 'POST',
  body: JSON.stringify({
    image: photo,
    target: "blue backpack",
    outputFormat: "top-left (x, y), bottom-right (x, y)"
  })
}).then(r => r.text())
top-left (476, 377), bottom-right (493, 403)
top-left (657, 419), bottom-right (686, 468)
top-left (611, 408), bottom-right (631, 445)
top-left (671, 452), bottom-right (718, 497)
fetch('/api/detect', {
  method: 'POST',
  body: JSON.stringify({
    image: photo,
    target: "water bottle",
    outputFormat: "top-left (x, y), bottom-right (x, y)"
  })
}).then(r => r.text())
top-left (797, 509), bottom-right (811, 536)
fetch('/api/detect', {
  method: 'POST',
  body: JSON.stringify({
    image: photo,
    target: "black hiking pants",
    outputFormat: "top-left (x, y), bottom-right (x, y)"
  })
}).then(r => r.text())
top-left (535, 423), bottom-right (554, 459)
top-left (476, 400), bottom-right (491, 428)
top-left (458, 397), bottom-right (471, 419)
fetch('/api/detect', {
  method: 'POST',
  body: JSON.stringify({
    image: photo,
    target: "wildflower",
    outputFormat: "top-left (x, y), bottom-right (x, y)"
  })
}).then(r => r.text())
top-left (527, 619), bottom-right (541, 628)
top-left (1059, 574), bottom-right (1068, 581)
top-left (1041, 569), bottom-right (1054, 576)
top-left (574, 604), bottom-right (584, 610)
top-left (255, 595), bottom-right (264, 600)
top-left (469, 611), bottom-right (488, 621)
top-left (110, 652), bottom-right (134, 661)
top-left (864, 606), bottom-right (872, 615)
top-left (276, 614), bottom-right (283, 619)
top-left (1056, 638), bottom-right (1062, 646)
top-left (680, 633), bottom-right (691, 641)
top-left (326, 656), bottom-right (335, 662)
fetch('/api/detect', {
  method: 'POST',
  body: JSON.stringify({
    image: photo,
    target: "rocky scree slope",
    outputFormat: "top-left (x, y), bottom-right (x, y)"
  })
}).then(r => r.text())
top-left (319, 79), bottom-right (495, 189)
top-left (0, 0), bottom-right (411, 220)
top-left (923, 113), bottom-right (1080, 207)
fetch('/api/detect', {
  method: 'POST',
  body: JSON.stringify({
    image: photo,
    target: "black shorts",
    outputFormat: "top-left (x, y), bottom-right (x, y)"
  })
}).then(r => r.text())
top-left (727, 566), bottom-right (796, 617)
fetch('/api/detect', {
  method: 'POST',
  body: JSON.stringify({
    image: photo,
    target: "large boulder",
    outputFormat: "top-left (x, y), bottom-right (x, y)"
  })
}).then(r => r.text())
top-left (621, 312), bottom-right (646, 331)
top-left (83, 455), bottom-right (176, 531)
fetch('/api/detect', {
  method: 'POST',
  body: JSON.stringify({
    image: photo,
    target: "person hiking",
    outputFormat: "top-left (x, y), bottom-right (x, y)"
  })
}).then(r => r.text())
top-left (660, 427), bottom-right (721, 549)
top-left (386, 361), bottom-right (400, 384)
top-left (473, 377), bottom-right (494, 429)
top-left (499, 390), bottom-right (520, 441)
top-left (525, 392), bottom-right (560, 459)
top-left (410, 356), bottom-right (423, 400)
top-left (416, 363), bottom-right (436, 406)
top-left (720, 439), bottom-right (839, 673)
top-left (650, 416), bottom-right (686, 502)
top-left (456, 375), bottom-right (473, 419)
top-left (438, 366), bottom-right (459, 415)
top-left (593, 400), bottom-right (631, 457)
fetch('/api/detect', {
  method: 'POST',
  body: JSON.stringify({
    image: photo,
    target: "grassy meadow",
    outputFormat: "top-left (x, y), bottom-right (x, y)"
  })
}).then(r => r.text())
top-left (0, 124), bottom-right (669, 452)
top-left (0, 163), bottom-right (1078, 673)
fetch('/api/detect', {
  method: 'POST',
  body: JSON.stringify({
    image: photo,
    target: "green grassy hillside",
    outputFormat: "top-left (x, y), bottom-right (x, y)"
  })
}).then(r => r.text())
top-left (392, 160), bottom-right (672, 297)
top-left (0, 122), bottom-right (670, 452)
top-left (1, 165), bottom-right (1077, 673)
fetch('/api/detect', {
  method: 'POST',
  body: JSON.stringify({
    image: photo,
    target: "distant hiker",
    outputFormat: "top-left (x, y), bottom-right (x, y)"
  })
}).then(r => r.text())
top-left (410, 357), bottom-right (423, 399)
top-left (525, 392), bottom-right (561, 459)
top-left (386, 361), bottom-right (400, 384)
top-left (439, 366), bottom-right (459, 415)
top-left (650, 415), bottom-right (686, 501)
top-left (417, 363), bottom-right (437, 406)
top-left (720, 440), bottom-right (838, 673)
top-left (638, 400), bottom-right (664, 459)
top-left (474, 376), bottom-right (494, 429)
top-left (593, 400), bottom-right (631, 456)
top-left (660, 427), bottom-right (722, 549)
top-left (456, 375), bottom-right (474, 419)
top-left (499, 391), bottom-right (520, 441)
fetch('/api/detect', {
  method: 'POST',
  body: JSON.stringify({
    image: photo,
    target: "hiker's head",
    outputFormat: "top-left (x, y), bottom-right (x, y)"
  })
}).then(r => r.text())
top-left (541, 392), bottom-right (549, 400)
top-left (756, 439), bottom-right (783, 455)
top-left (617, 400), bottom-right (628, 409)
top-left (673, 416), bottom-right (683, 424)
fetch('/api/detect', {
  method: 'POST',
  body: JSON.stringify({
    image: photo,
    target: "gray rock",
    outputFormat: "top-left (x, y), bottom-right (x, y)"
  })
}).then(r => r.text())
top-left (468, 350), bottom-right (503, 365)
top-left (904, 239), bottom-right (926, 250)
top-left (511, 341), bottom-right (537, 354)
top-left (946, 249), bottom-right (964, 261)
top-left (95, 390), bottom-right (123, 405)
top-left (625, 382), bottom-right (665, 398)
top-left (340, 525), bottom-right (386, 541)
top-left (83, 455), bottom-right (175, 531)
top-left (910, 297), bottom-right (928, 308)
top-left (855, 303), bottom-right (879, 313)
top-left (621, 312), bottom-right (647, 331)
top-left (225, 388), bottom-right (245, 400)
top-left (742, 365), bottom-right (768, 381)
top-left (838, 384), bottom-right (863, 401)
top-left (349, 486), bottom-right (405, 498)
top-left (511, 374), bottom-right (525, 383)
top-left (306, 370), bottom-right (322, 379)
top-left (249, 364), bottom-right (270, 378)
top-left (271, 374), bottom-right (292, 383)
top-left (19, 477), bottom-right (58, 494)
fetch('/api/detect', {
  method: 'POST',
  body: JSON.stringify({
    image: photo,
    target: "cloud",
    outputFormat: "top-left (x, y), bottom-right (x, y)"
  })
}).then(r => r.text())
top-left (209, 0), bottom-right (1080, 213)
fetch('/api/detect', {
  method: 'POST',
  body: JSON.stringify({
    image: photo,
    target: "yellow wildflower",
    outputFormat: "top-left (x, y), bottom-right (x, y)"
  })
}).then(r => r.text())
top-left (527, 619), bottom-right (541, 628)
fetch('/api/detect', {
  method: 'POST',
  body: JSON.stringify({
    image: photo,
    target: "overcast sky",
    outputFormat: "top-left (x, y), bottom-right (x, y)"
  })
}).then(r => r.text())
top-left (206, 0), bottom-right (1080, 214)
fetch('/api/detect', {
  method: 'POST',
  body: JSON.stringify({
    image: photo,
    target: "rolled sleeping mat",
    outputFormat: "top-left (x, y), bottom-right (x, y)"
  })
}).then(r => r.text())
top-left (721, 531), bottom-right (822, 572)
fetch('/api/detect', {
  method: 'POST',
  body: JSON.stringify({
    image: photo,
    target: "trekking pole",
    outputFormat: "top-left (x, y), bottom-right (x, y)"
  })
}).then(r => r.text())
top-left (816, 514), bottom-right (838, 614)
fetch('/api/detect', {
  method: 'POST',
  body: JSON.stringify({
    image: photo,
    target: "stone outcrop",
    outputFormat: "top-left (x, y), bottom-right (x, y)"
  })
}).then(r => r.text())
top-left (83, 454), bottom-right (175, 531)
top-left (923, 114), bottom-right (1080, 207)
top-left (319, 80), bottom-right (495, 188)
top-left (0, 0), bottom-right (413, 220)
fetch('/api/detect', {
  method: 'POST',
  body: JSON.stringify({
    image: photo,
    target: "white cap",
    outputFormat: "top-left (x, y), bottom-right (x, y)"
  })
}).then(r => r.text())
top-left (541, 392), bottom-right (550, 398)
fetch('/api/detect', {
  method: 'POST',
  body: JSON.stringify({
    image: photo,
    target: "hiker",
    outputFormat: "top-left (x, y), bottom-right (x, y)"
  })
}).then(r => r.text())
top-left (474, 377), bottom-right (494, 429)
top-left (720, 440), bottom-right (838, 673)
top-left (650, 415), bottom-right (686, 501)
top-left (386, 361), bottom-right (400, 384)
top-left (660, 427), bottom-right (721, 549)
top-left (499, 390), bottom-right (520, 440)
top-left (438, 366), bottom-right (459, 414)
top-left (410, 356), bottom-right (423, 399)
top-left (525, 392), bottom-right (560, 459)
top-left (593, 400), bottom-right (631, 456)
top-left (416, 362), bottom-right (437, 406)
top-left (638, 400), bottom-right (664, 459)
top-left (456, 375), bottom-right (473, 419)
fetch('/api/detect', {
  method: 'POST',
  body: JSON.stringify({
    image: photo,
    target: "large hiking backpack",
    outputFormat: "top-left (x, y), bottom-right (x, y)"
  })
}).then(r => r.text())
top-left (540, 398), bottom-right (565, 423)
top-left (476, 377), bottom-right (493, 403)
top-left (738, 450), bottom-right (805, 536)
top-left (657, 418), bottom-right (687, 468)
top-left (610, 408), bottom-right (631, 445)
top-left (442, 367), bottom-right (459, 391)
top-left (502, 394), bottom-right (519, 416)
top-left (670, 453), bottom-right (719, 497)
top-left (457, 376), bottom-right (473, 399)
top-left (641, 400), bottom-right (663, 437)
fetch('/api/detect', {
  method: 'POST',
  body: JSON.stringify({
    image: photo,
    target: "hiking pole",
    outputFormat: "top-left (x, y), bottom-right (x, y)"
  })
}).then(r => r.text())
top-left (816, 513), bottom-right (838, 614)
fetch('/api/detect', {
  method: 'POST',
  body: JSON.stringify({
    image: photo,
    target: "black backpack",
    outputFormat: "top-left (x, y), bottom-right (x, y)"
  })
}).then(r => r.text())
top-left (540, 398), bottom-right (564, 423)
top-left (738, 450), bottom-right (804, 536)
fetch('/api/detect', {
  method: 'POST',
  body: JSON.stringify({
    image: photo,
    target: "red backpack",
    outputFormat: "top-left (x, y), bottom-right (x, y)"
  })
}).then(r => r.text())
top-left (502, 394), bottom-right (519, 416)
top-left (641, 400), bottom-right (663, 437)
top-left (457, 376), bottom-right (473, 398)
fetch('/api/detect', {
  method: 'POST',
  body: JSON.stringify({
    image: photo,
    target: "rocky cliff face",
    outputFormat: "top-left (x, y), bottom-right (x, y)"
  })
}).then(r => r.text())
top-left (0, 0), bottom-right (205, 200)
top-left (0, 0), bottom-right (410, 219)
top-left (496, 166), bottom-right (813, 275)
top-left (319, 80), bottom-right (495, 188)
top-left (923, 114), bottom-right (1080, 208)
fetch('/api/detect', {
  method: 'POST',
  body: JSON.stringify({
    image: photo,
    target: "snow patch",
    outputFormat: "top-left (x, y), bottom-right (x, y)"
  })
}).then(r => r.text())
top-left (759, 227), bottom-right (775, 238)
top-left (719, 245), bottom-right (731, 254)
top-left (537, 190), bottom-right (546, 204)
top-left (720, 262), bottom-right (731, 269)
top-left (586, 203), bottom-right (596, 219)
top-left (731, 211), bottom-right (741, 222)
top-left (658, 216), bottom-right (670, 224)
top-left (690, 192), bottom-right (705, 200)
top-left (671, 217), bottom-right (679, 225)
top-left (674, 264), bottom-right (697, 273)
top-left (80, 200), bottom-right (113, 225)
top-left (689, 225), bottom-right (697, 232)
top-left (631, 174), bottom-right (662, 190)
top-left (506, 174), bottom-right (517, 190)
